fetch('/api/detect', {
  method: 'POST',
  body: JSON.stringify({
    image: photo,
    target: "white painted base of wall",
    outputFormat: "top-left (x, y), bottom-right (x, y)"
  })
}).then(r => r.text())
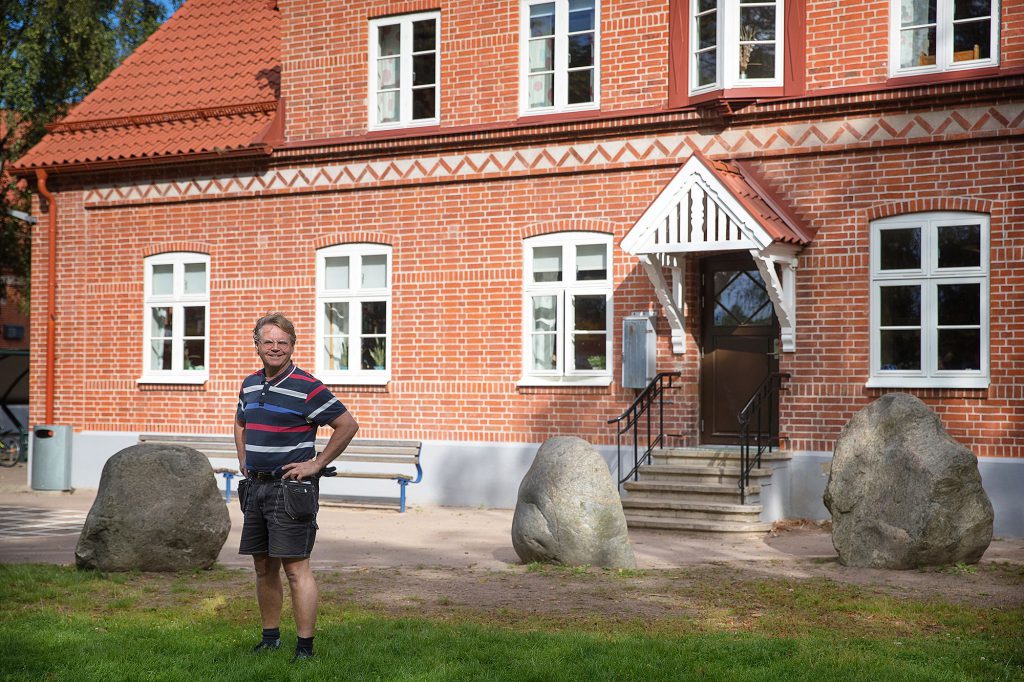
top-left (43, 432), bottom-right (1024, 537)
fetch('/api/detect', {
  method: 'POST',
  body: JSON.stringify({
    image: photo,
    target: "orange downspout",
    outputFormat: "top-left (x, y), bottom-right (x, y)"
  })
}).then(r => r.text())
top-left (34, 170), bottom-right (56, 424)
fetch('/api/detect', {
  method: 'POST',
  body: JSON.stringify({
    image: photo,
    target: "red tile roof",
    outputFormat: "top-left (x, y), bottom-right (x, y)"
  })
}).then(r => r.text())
top-left (14, 0), bottom-right (279, 171)
top-left (703, 156), bottom-right (814, 245)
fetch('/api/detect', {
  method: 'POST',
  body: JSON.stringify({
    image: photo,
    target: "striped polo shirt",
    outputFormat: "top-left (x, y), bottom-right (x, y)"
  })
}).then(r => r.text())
top-left (236, 363), bottom-right (347, 473)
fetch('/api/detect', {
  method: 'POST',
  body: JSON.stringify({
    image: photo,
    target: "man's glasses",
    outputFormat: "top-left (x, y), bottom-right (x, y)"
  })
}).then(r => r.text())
top-left (259, 339), bottom-right (292, 349)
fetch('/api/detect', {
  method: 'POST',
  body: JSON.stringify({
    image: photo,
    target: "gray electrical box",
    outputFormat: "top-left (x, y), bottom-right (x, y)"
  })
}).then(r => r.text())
top-left (31, 425), bottom-right (72, 491)
top-left (622, 314), bottom-right (656, 389)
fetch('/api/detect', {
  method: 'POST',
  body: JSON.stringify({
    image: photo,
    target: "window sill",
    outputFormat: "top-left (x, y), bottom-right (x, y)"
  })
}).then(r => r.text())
top-left (865, 376), bottom-right (990, 390)
top-left (319, 374), bottom-right (391, 386)
top-left (517, 375), bottom-right (612, 388)
top-left (137, 374), bottom-right (208, 385)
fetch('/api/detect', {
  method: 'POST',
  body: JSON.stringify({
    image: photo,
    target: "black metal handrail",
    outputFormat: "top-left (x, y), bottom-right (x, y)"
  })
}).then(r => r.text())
top-left (608, 372), bottom-right (681, 486)
top-left (737, 371), bottom-right (790, 504)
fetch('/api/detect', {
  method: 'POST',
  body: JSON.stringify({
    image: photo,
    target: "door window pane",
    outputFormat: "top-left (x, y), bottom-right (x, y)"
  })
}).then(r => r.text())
top-left (714, 270), bottom-right (771, 326)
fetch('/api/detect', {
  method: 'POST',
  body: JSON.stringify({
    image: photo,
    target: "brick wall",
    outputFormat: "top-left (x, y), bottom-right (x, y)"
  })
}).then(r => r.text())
top-left (754, 139), bottom-right (1024, 458)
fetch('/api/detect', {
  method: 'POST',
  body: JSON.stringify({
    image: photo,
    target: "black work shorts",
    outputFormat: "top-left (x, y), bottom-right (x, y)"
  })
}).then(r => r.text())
top-left (239, 479), bottom-right (319, 559)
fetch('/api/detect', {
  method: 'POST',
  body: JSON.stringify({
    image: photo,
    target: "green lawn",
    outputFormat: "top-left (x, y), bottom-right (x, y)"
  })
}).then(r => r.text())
top-left (0, 563), bottom-right (1021, 681)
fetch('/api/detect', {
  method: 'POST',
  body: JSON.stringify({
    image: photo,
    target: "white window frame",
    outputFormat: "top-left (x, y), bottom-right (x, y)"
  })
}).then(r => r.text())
top-left (367, 11), bottom-right (440, 130)
top-left (889, 0), bottom-right (999, 77)
top-left (519, 0), bottom-right (601, 116)
top-left (689, 0), bottom-right (784, 95)
top-left (139, 252), bottom-right (210, 385)
top-left (316, 244), bottom-right (393, 385)
top-left (520, 232), bottom-right (613, 386)
top-left (868, 212), bottom-right (990, 389)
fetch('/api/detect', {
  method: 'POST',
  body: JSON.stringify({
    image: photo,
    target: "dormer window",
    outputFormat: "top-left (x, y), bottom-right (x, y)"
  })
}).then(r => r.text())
top-left (690, 0), bottom-right (783, 95)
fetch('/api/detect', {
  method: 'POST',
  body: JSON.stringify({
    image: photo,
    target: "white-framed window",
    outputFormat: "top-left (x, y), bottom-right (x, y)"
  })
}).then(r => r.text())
top-left (520, 233), bottom-right (612, 386)
top-left (868, 212), bottom-right (989, 389)
top-left (890, 0), bottom-right (998, 76)
top-left (140, 252), bottom-right (210, 384)
top-left (690, 0), bottom-right (784, 94)
top-left (520, 0), bottom-right (600, 115)
top-left (368, 11), bottom-right (440, 129)
top-left (316, 244), bottom-right (392, 385)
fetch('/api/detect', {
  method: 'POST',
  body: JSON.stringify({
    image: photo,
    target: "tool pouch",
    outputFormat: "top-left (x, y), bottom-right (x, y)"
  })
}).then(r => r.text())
top-left (237, 477), bottom-right (251, 513)
top-left (282, 479), bottom-right (318, 521)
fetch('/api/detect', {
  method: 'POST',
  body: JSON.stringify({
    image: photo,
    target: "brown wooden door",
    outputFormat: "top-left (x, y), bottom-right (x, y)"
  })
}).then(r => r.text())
top-left (700, 254), bottom-right (779, 445)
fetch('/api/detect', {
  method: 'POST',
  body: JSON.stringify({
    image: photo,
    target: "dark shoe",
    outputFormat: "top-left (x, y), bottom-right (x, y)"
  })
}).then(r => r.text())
top-left (291, 649), bottom-right (315, 662)
top-left (252, 639), bottom-right (280, 653)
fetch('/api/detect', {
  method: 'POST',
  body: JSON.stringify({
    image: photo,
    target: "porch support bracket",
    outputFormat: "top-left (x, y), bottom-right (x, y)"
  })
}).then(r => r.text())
top-left (749, 249), bottom-right (798, 352)
top-left (639, 253), bottom-right (687, 354)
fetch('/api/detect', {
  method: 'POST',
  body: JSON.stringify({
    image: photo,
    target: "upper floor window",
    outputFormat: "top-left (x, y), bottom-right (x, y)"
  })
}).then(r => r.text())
top-left (891, 0), bottom-right (998, 76)
top-left (868, 212), bottom-right (989, 389)
top-left (690, 0), bottom-right (783, 94)
top-left (141, 252), bottom-right (209, 384)
top-left (521, 233), bottom-right (612, 386)
top-left (316, 244), bottom-right (392, 385)
top-left (369, 12), bottom-right (440, 129)
top-left (520, 0), bottom-right (599, 115)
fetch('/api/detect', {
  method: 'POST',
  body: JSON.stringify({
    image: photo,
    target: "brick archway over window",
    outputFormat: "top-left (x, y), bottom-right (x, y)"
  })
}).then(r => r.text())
top-left (866, 197), bottom-right (995, 222)
top-left (313, 232), bottom-right (396, 250)
top-left (141, 242), bottom-right (212, 258)
top-left (520, 219), bottom-right (617, 240)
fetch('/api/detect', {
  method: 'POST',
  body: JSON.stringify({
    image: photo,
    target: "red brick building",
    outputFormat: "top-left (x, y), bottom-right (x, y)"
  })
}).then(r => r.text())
top-left (13, 0), bottom-right (1023, 533)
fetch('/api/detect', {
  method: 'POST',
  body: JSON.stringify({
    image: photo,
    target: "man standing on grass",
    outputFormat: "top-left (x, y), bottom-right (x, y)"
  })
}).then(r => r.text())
top-left (234, 312), bottom-right (359, 662)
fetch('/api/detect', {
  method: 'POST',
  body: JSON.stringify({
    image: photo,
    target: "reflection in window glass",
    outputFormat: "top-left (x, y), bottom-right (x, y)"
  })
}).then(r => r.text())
top-left (325, 256), bottom-right (350, 290)
top-left (937, 224), bottom-right (980, 268)
top-left (362, 255), bottom-right (388, 288)
top-left (880, 228), bottom-right (921, 270)
top-left (533, 246), bottom-right (562, 282)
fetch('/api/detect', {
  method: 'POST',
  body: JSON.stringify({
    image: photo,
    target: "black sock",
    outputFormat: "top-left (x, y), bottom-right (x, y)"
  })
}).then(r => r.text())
top-left (296, 635), bottom-right (314, 654)
top-left (262, 627), bottom-right (281, 644)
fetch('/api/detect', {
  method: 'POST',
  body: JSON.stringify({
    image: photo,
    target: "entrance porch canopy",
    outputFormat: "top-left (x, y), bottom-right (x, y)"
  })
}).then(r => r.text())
top-left (621, 153), bottom-right (811, 353)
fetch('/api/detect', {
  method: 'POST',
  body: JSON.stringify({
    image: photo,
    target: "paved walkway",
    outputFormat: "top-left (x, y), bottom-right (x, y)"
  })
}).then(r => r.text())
top-left (1, 463), bottom-right (1021, 571)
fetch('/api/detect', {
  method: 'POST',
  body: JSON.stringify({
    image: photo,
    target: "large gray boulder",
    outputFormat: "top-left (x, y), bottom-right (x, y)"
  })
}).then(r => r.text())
top-left (824, 393), bottom-right (993, 569)
top-left (76, 444), bottom-right (230, 571)
top-left (512, 436), bottom-right (635, 568)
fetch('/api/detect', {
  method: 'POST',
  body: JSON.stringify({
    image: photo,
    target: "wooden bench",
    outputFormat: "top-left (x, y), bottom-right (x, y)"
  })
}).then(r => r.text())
top-left (138, 434), bottom-right (423, 512)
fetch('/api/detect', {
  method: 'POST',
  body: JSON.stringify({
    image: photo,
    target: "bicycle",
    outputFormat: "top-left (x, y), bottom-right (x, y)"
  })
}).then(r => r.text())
top-left (0, 432), bottom-right (21, 467)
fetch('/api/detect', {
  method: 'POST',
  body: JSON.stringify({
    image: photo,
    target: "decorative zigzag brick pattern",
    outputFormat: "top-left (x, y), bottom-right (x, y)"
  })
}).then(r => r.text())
top-left (83, 103), bottom-right (1024, 207)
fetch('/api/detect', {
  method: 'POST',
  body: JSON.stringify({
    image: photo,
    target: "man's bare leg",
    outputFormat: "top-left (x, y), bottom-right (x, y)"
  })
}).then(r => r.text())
top-left (253, 554), bottom-right (283, 628)
top-left (283, 557), bottom-right (318, 637)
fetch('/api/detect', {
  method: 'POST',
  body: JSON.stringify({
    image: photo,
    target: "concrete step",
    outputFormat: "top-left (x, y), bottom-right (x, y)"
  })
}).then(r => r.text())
top-left (621, 497), bottom-right (762, 523)
top-left (622, 480), bottom-right (758, 504)
top-left (624, 514), bottom-right (773, 534)
top-left (651, 447), bottom-right (790, 466)
top-left (639, 464), bottom-right (774, 485)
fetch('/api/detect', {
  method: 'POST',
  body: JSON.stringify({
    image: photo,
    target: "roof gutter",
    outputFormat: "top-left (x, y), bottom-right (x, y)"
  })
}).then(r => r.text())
top-left (34, 170), bottom-right (57, 425)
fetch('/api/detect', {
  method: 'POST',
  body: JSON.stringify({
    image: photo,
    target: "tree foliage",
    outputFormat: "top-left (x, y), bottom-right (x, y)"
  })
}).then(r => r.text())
top-left (1, 0), bottom-right (179, 305)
